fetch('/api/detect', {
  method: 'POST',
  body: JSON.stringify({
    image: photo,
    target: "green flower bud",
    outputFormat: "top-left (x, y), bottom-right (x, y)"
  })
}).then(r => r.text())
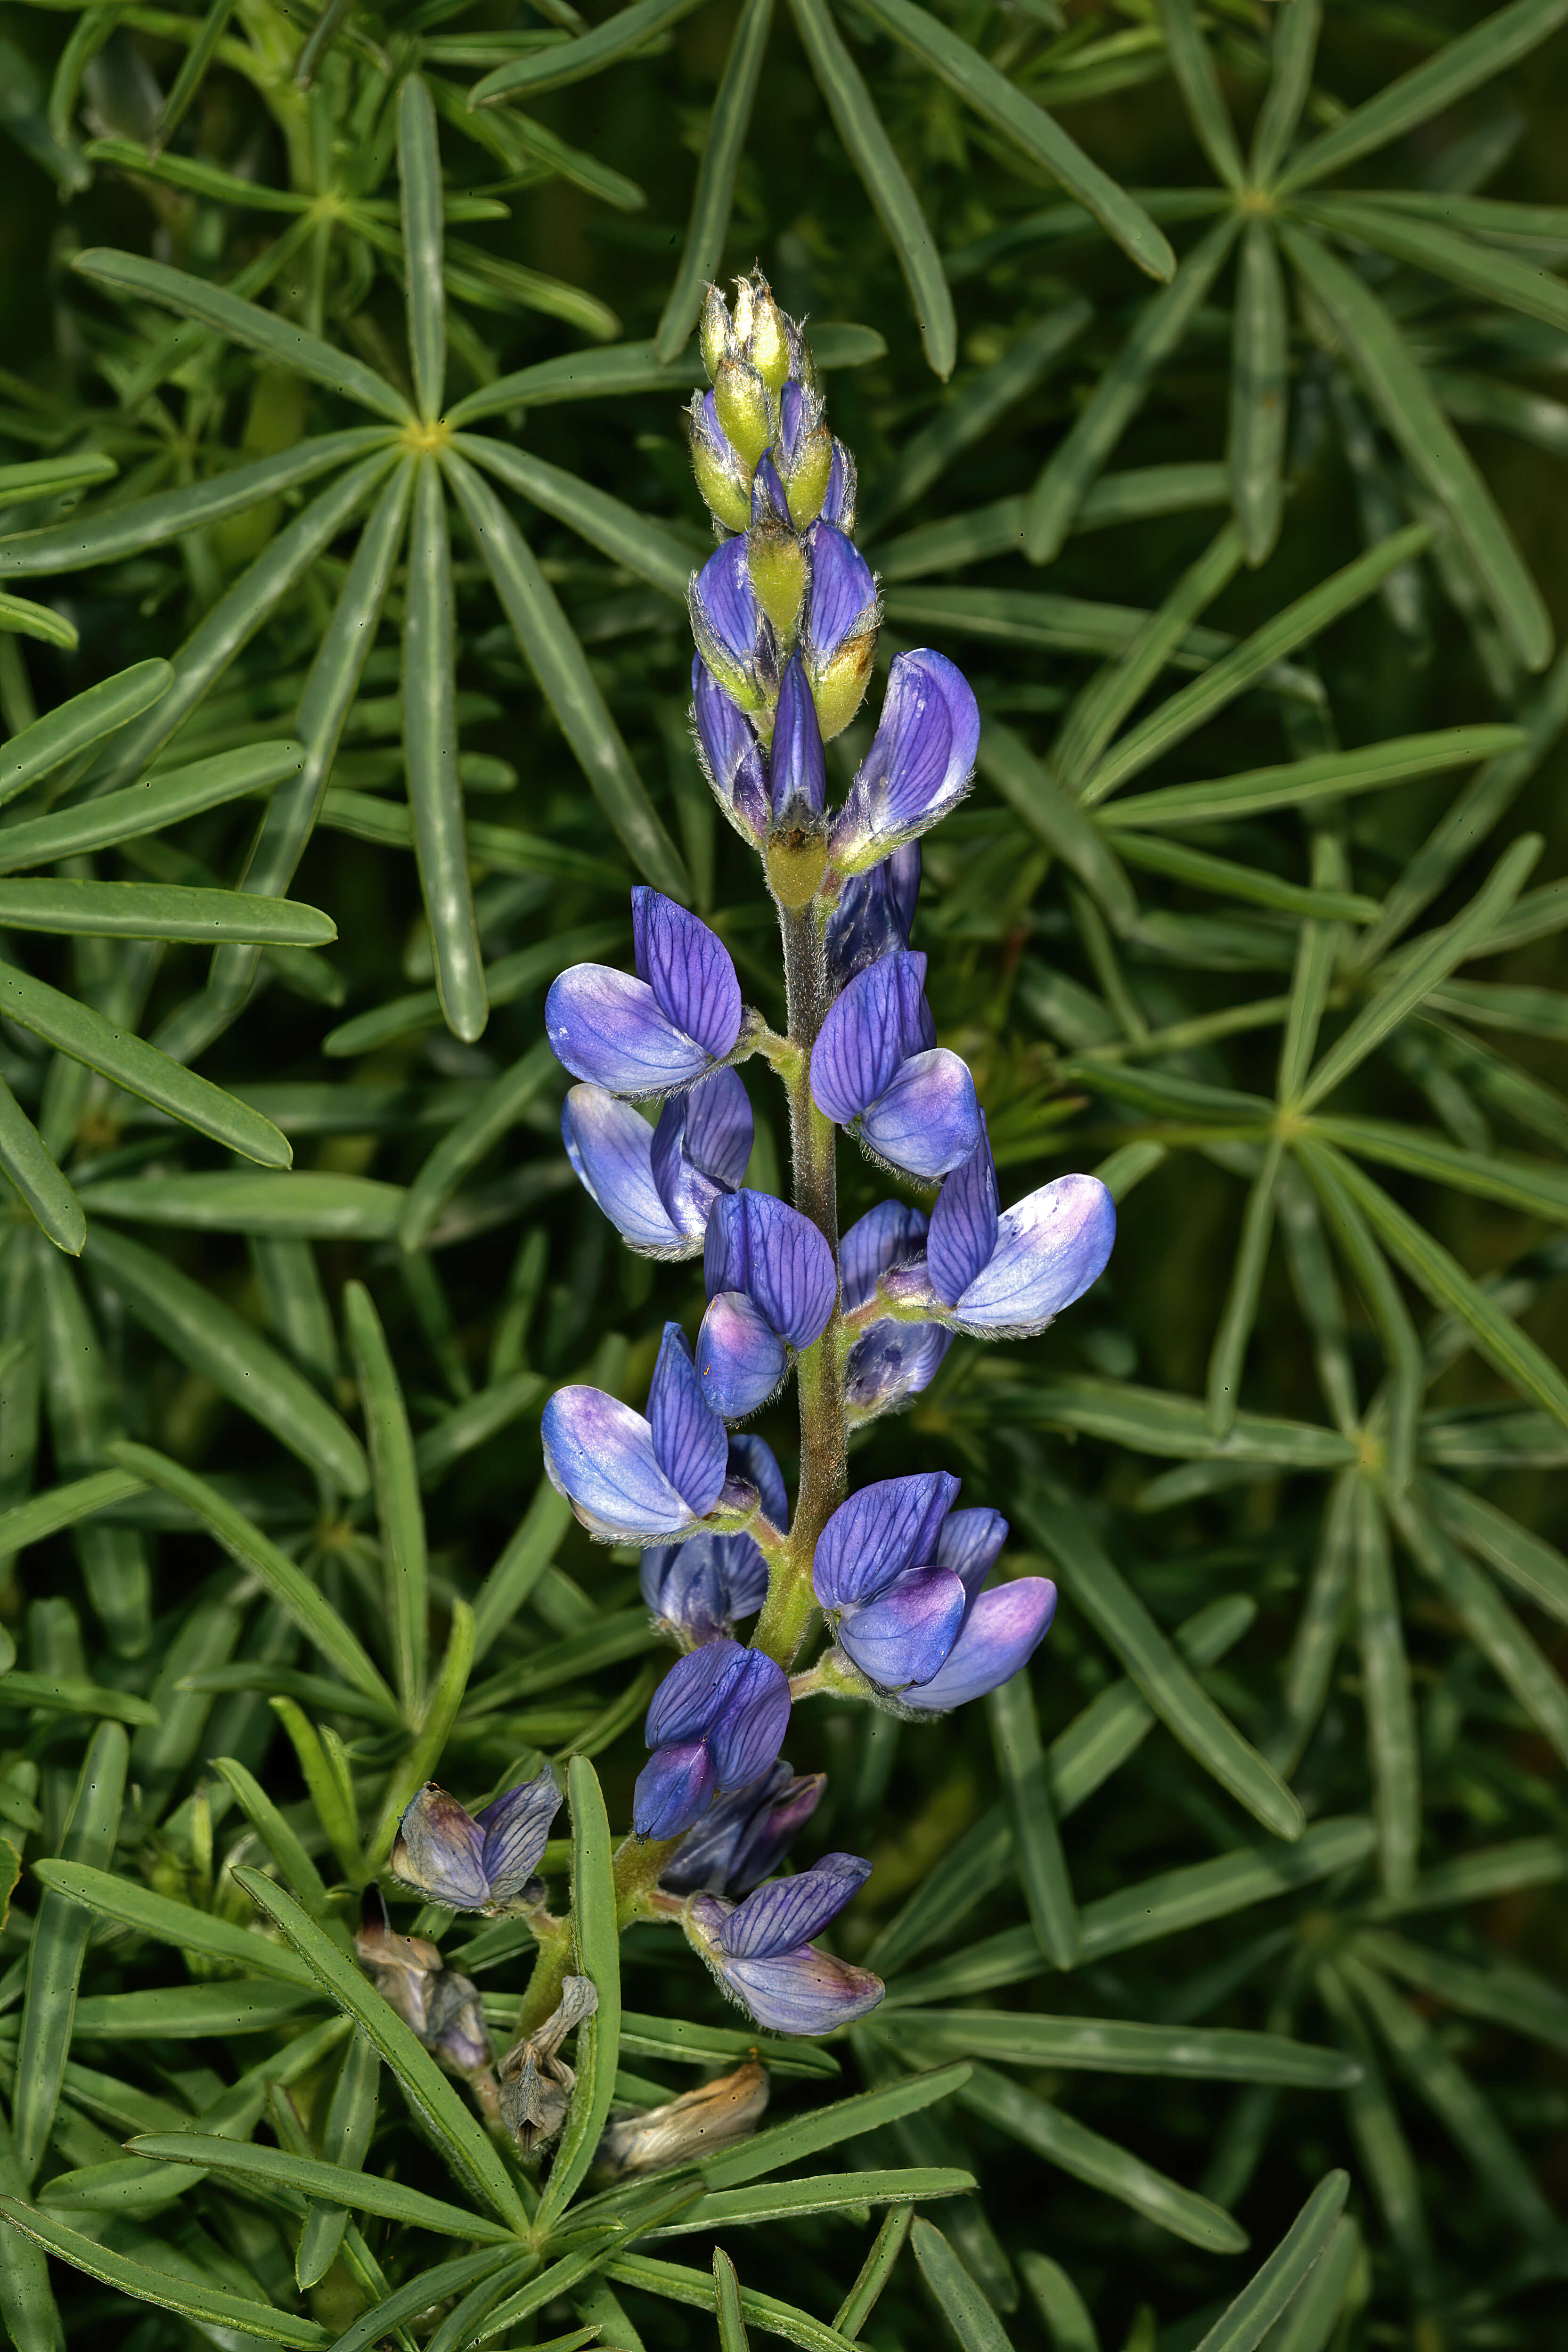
top-left (687, 392), bottom-right (754, 533)
top-left (747, 519), bottom-right (808, 639)
top-left (749, 290), bottom-right (792, 392)
top-left (700, 284), bottom-right (736, 382)
top-left (782, 427), bottom-right (834, 529)
top-left (810, 620), bottom-right (879, 739)
top-left (713, 357), bottom-right (773, 471)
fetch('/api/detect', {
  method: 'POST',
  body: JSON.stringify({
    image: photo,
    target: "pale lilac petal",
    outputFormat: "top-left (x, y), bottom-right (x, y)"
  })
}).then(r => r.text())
top-left (647, 1323), bottom-right (728, 1513)
top-left (858, 1048), bottom-right (981, 1180)
top-left (698, 1290), bottom-right (787, 1420)
top-left (813, 1472), bottom-right (961, 1610)
top-left (633, 1739), bottom-right (717, 1838)
top-left (770, 651), bottom-right (826, 822)
top-left (810, 951), bottom-right (930, 1126)
top-left (392, 1786), bottom-right (489, 1909)
top-left (631, 889), bottom-right (743, 1062)
top-left (935, 1507), bottom-right (1009, 1597)
top-left (955, 1172), bottom-right (1116, 1333)
top-left (825, 845), bottom-right (921, 990)
top-left (720, 1854), bottom-right (872, 1960)
top-left (844, 1319), bottom-right (952, 1418)
top-left (899, 1579), bottom-right (1058, 1712)
top-left (547, 964), bottom-right (716, 1094)
top-left (563, 1086), bottom-right (685, 1257)
top-left (803, 522), bottom-right (874, 660)
top-left (839, 1566), bottom-right (967, 1689)
top-left (719, 1945), bottom-right (883, 2036)
top-left (708, 1648), bottom-right (791, 1790)
top-left (840, 1200), bottom-right (928, 1313)
top-left (542, 1387), bottom-right (694, 1540)
top-left (830, 650), bottom-right (979, 861)
top-left (927, 1124), bottom-right (999, 1305)
top-left (475, 1773), bottom-right (561, 1902)
top-left (727, 1433), bottom-right (788, 1529)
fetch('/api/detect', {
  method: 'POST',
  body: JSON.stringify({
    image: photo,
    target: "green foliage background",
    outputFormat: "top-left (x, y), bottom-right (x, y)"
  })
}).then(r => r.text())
top-left (0, 1), bottom-right (1565, 2347)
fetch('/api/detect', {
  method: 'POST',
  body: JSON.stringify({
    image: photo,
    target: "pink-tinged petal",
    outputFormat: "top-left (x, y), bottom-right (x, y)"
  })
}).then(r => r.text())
top-left (719, 1945), bottom-right (884, 2036)
top-left (546, 964), bottom-right (716, 1095)
top-left (647, 1323), bottom-right (728, 1514)
top-left (541, 1387), bottom-right (694, 1541)
top-left (935, 1507), bottom-right (1009, 1597)
top-left (859, 1048), bottom-right (981, 1181)
top-left (698, 1290), bottom-right (788, 1420)
top-left (563, 1085), bottom-right (686, 1258)
top-left (830, 649), bottom-right (980, 861)
top-left (475, 1772), bottom-right (561, 1903)
top-left (813, 1472), bottom-right (961, 1610)
top-left (838, 1565), bottom-right (967, 1690)
top-left (633, 1739), bottom-right (717, 1838)
top-left (899, 1579), bottom-right (1058, 1713)
top-left (810, 950), bottom-right (931, 1126)
top-left (954, 1172), bottom-right (1116, 1334)
top-left (631, 889), bottom-right (743, 1062)
top-left (927, 1123), bottom-right (999, 1305)
top-left (840, 1200), bottom-right (928, 1313)
top-left (392, 1785), bottom-right (490, 1910)
top-left (720, 1853), bottom-right (871, 1960)
top-left (707, 1648), bottom-right (791, 1791)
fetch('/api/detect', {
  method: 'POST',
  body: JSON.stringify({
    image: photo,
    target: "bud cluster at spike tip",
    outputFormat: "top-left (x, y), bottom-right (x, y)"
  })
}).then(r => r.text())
top-left (350, 279), bottom-right (1123, 2072)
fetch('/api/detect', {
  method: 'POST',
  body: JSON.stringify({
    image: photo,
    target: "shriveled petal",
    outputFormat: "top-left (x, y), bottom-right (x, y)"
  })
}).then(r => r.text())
top-left (547, 965), bottom-right (715, 1095)
top-left (810, 950), bottom-right (931, 1126)
top-left (693, 656), bottom-right (768, 842)
top-left (825, 845), bottom-right (921, 990)
top-left (769, 651), bottom-right (826, 822)
top-left (845, 1318), bottom-right (952, 1419)
top-left (704, 1192), bottom-right (837, 1350)
top-left (707, 1648), bottom-right (791, 1791)
top-left (563, 1086), bottom-right (685, 1258)
top-left (476, 1772), bottom-right (562, 1903)
top-left (727, 1433), bottom-right (788, 1530)
top-left (802, 522), bottom-right (876, 662)
top-left (720, 1853), bottom-right (872, 1960)
top-left (631, 889), bottom-right (743, 1063)
top-left (954, 1172), bottom-right (1116, 1333)
top-left (698, 1291), bottom-right (787, 1420)
top-left (648, 1323), bottom-right (728, 1513)
top-left (830, 649), bottom-right (979, 863)
top-left (899, 1579), bottom-right (1058, 1712)
top-left (651, 1068), bottom-right (753, 1239)
top-left (859, 1048), bottom-right (981, 1181)
top-left (633, 1739), bottom-right (717, 1839)
top-left (840, 1200), bottom-right (928, 1314)
top-left (935, 1506), bottom-right (1009, 1597)
top-left (927, 1124), bottom-right (999, 1306)
top-left (838, 1565), bottom-right (967, 1690)
top-left (646, 1636), bottom-right (746, 1748)
top-left (542, 1387), bottom-right (695, 1541)
top-left (392, 1786), bottom-right (490, 1910)
top-left (718, 1945), bottom-right (884, 2036)
top-left (813, 1472), bottom-right (961, 1610)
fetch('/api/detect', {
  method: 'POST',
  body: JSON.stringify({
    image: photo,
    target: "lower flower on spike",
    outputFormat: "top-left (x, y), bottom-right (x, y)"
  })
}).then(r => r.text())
top-left (685, 1853), bottom-right (883, 2035)
top-left (634, 1636), bottom-right (792, 1838)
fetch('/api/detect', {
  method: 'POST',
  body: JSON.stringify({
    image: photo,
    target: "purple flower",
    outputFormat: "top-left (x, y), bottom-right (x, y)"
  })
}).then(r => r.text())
top-left (392, 1772), bottom-right (561, 1913)
top-left (769, 651), bottom-right (826, 829)
top-left (886, 1123), bottom-right (1117, 1337)
top-left (812, 1472), bottom-right (968, 1691)
top-left (542, 1322), bottom-right (735, 1542)
top-left (546, 888), bottom-right (743, 1099)
top-left (692, 657), bottom-right (768, 843)
top-left (825, 844), bottom-right (920, 992)
top-left (686, 389), bottom-right (753, 534)
top-left (841, 1200), bottom-right (951, 1421)
top-left (640, 1433), bottom-right (787, 1642)
top-left (801, 521), bottom-right (878, 738)
top-left (633, 1636), bottom-right (792, 1839)
top-left (810, 950), bottom-right (980, 1181)
top-left (699, 1190), bottom-right (839, 1418)
top-left (900, 1509), bottom-right (1057, 1714)
top-left (689, 535), bottom-right (775, 713)
top-left (662, 1757), bottom-right (826, 1895)
top-left (829, 651), bottom-right (980, 871)
top-left (563, 1069), bottom-right (752, 1260)
top-left (686, 1854), bottom-right (883, 2035)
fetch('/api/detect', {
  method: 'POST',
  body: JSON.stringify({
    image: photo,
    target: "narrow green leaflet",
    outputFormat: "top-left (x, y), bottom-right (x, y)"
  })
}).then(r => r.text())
top-left (1018, 2255), bottom-right (1098, 2352)
top-left (606, 2252), bottom-right (858, 2351)
top-left (125, 2136), bottom-right (517, 2243)
top-left (1075, 1818), bottom-right (1376, 1960)
top-left (876, 2013), bottom-right (1357, 2086)
top-left (71, 250), bottom-right (412, 424)
top-left (1104, 728), bottom-right (1523, 830)
top-left (911, 2218), bottom-right (1014, 2352)
top-left (108, 1443), bottom-right (386, 1699)
top-left (29, 1860), bottom-right (315, 1985)
top-left (0, 662), bottom-right (169, 801)
top-left (443, 449), bottom-right (689, 899)
top-left (1159, 0), bottom-right (1243, 188)
top-left (0, 880), bottom-right (334, 944)
top-left (657, 0), bottom-right (775, 359)
top-left (978, 723), bottom-right (1137, 936)
top-left (833, 2206), bottom-right (913, 2342)
top-left (211, 1757), bottom-right (332, 1922)
top-left (786, 0), bottom-right (956, 379)
top-left (1389, 1494), bottom-right (1568, 1771)
top-left (534, 1757), bottom-right (621, 2229)
top-left (457, 436), bottom-right (696, 600)
top-left (655, 2171), bottom-right (970, 2238)
top-left (0, 2202), bottom-right (328, 2347)
top-left (0, 1077), bottom-right (83, 1257)
top-left (987, 1675), bottom-right (1079, 1968)
top-left (1229, 220), bottom-right (1288, 564)
top-left (1193, 2172), bottom-right (1349, 2352)
top-left (472, 0), bottom-right (707, 101)
top-left (0, 1468), bottom-right (145, 1558)
top-left (1300, 196), bottom-right (1568, 334)
top-left (0, 741), bottom-right (305, 876)
top-left (871, 305), bottom-right (1091, 528)
top-left (399, 78), bottom-right (446, 422)
top-left (406, 455), bottom-right (486, 1042)
top-left (345, 1282), bottom-right (427, 1713)
top-left (1312, 1117), bottom-right (1568, 1225)
top-left (1421, 1474), bottom-right (1568, 1626)
top-left (702, 2065), bottom-right (972, 2191)
top-left (398, 1038), bottom-right (557, 1251)
top-left (716, 2246), bottom-right (751, 2352)
top-left (78, 1174), bottom-right (403, 1240)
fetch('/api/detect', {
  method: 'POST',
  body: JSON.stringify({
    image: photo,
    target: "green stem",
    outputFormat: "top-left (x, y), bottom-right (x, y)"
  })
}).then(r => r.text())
top-left (612, 1831), bottom-right (685, 1927)
top-left (510, 1923), bottom-right (572, 2044)
top-left (753, 899), bottom-right (845, 1669)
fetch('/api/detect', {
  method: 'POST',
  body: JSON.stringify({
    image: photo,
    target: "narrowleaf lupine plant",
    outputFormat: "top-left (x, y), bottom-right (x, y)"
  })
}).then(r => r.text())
top-left (381, 278), bottom-right (1113, 2081)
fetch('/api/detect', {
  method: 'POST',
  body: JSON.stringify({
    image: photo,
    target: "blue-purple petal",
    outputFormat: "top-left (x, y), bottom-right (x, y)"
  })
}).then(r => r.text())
top-left (825, 845), bottom-right (921, 990)
top-left (954, 1172), bottom-right (1116, 1331)
top-left (810, 951), bottom-right (931, 1127)
top-left (820, 443), bottom-right (857, 531)
top-left (830, 650), bottom-right (979, 861)
top-left (692, 535), bottom-right (765, 679)
top-left (547, 965), bottom-right (717, 1095)
top-left (647, 1323), bottom-right (728, 1514)
top-left (707, 1648), bottom-right (791, 1791)
top-left (698, 1290), bottom-right (788, 1419)
top-left (392, 1785), bottom-right (489, 1909)
top-left (633, 1739), bottom-right (717, 1838)
top-left (475, 1772), bottom-right (561, 1903)
top-left (803, 521), bottom-right (876, 663)
top-left (838, 1565), bottom-right (967, 1689)
top-left (927, 1123), bottom-right (1000, 1305)
top-left (693, 656), bottom-right (769, 842)
top-left (840, 1200), bottom-right (928, 1313)
top-left (858, 1048), bottom-right (981, 1181)
top-left (844, 1319), bottom-right (953, 1418)
top-left (727, 1432), bottom-right (788, 1529)
top-left (720, 1853), bottom-right (872, 1960)
top-left (898, 1579), bottom-right (1058, 1712)
top-left (935, 1506), bottom-right (1009, 1596)
top-left (813, 1472), bottom-right (961, 1610)
top-left (631, 889), bottom-right (743, 1063)
top-left (542, 1387), bottom-right (695, 1541)
top-left (704, 1192), bottom-right (837, 1351)
top-left (769, 651), bottom-right (827, 822)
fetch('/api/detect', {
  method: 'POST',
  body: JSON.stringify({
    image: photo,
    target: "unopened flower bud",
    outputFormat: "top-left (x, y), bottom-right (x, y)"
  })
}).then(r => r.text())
top-left (700, 284), bottom-right (737, 381)
top-left (498, 1974), bottom-right (598, 2156)
top-left (821, 441), bottom-right (858, 532)
top-left (748, 287), bottom-right (792, 391)
top-left (593, 2063), bottom-right (770, 2180)
top-left (801, 521), bottom-right (879, 739)
top-left (689, 537), bottom-right (775, 715)
top-left (713, 356), bottom-right (773, 471)
top-left (747, 516), bottom-right (808, 641)
top-left (687, 391), bottom-right (753, 534)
